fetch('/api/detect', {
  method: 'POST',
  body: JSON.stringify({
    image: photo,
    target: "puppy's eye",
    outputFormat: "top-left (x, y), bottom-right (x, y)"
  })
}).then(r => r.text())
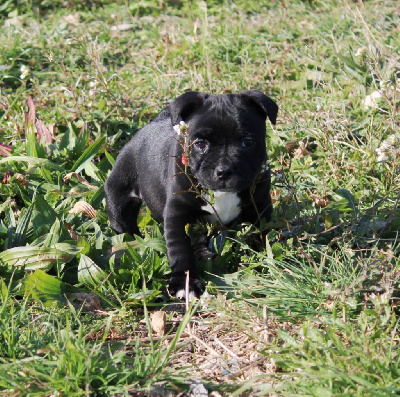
top-left (194, 139), bottom-right (208, 151)
top-left (242, 138), bottom-right (254, 148)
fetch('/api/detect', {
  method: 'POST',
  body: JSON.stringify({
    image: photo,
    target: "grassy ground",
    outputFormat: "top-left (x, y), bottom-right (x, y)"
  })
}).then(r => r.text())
top-left (0, 0), bottom-right (399, 395)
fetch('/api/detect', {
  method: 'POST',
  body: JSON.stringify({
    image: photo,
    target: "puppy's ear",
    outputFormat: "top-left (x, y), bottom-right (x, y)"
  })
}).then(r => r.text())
top-left (239, 90), bottom-right (278, 125)
top-left (169, 91), bottom-right (209, 125)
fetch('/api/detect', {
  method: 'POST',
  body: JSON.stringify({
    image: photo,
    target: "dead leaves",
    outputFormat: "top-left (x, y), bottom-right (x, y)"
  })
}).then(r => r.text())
top-left (308, 190), bottom-right (331, 208)
top-left (63, 172), bottom-right (98, 190)
top-left (285, 139), bottom-right (312, 159)
top-left (25, 96), bottom-right (54, 145)
top-left (68, 200), bottom-right (97, 218)
top-left (0, 143), bottom-right (12, 157)
top-left (293, 141), bottom-right (312, 159)
top-left (151, 311), bottom-right (167, 336)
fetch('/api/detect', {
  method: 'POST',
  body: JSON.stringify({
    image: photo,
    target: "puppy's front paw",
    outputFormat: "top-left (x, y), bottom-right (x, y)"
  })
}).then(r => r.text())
top-left (168, 276), bottom-right (205, 300)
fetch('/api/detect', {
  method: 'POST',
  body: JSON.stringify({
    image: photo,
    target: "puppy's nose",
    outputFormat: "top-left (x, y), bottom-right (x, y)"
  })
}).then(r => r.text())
top-left (215, 165), bottom-right (233, 180)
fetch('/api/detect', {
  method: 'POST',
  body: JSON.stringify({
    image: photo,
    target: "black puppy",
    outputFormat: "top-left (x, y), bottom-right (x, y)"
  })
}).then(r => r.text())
top-left (104, 91), bottom-right (278, 298)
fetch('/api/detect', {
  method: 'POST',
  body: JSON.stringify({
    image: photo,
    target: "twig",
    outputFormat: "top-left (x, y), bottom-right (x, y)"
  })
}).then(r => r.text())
top-left (187, 330), bottom-right (221, 358)
top-left (263, 305), bottom-right (268, 331)
top-left (138, 332), bottom-right (191, 344)
top-left (185, 270), bottom-right (190, 312)
top-left (232, 357), bottom-right (270, 378)
top-left (214, 338), bottom-right (247, 363)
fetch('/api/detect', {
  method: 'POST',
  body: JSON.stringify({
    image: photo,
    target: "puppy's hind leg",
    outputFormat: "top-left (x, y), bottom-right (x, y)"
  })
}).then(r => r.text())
top-left (105, 182), bottom-right (143, 236)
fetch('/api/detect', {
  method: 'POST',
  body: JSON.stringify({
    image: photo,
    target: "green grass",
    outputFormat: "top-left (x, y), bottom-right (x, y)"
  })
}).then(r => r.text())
top-left (0, 0), bottom-right (400, 395)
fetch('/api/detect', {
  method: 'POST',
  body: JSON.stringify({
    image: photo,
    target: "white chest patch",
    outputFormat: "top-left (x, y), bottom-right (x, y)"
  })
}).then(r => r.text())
top-left (202, 191), bottom-right (241, 224)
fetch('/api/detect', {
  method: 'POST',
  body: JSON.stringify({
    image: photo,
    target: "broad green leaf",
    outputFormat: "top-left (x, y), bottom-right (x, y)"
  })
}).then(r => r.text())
top-left (71, 136), bottom-right (106, 173)
top-left (32, 195), bottom-right (57, 237)
top-left (42, 220), bottom-right (61, 247)
top-left (54, 242), bottom-right (82, 255)
top-left (104, 149), bottom-right (115, 167)
top-left (0, 156), bottom-right (63, 171)
top-left (0, 244), bottom-right (80, 276)
top-left (0, 198), bottom-right (13, 215)
top-left (135, 236), bottom-right (167, 254)
top-left (89, 186), bottom-right (105, 208)
top-left (0, 279), bottom-right (8, 299)
top-left (59, 123), bottom-right (76, 151)
top-left (77, 236), bottom-right (91, 255)
top-left (93, 223), bottom-right (103, 250)
top-left (338, 189), bottom-right (359, 216)
top-left (12, 204), bottom-right (34, 247)
top-left (75, 122), bottom-right (90, 155)
top-left (22, 269), bottom-right (79, 306)
top-left (38, 166), bottom-right (54, 184)
top-left (110, 240), bottom-right (139, 257)
top-left (338, 54), bottom-right (367, 73)
top-left (25, 122), bottom-right (38, 158)
top-left (83, 161), bottom-right (107, 183)
top-left (264, 236), bottom-right (274, 260)
top-left (324, 200), bottom-right (353, 213)
top-left (97, 98), bottom-right (107, 110)
top-left (78, 254), bottom-right (108, 288)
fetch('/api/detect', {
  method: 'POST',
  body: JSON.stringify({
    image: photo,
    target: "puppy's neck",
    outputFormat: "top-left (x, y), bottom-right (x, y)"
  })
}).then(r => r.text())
top-left (202, 191), bottom-right (241, 224)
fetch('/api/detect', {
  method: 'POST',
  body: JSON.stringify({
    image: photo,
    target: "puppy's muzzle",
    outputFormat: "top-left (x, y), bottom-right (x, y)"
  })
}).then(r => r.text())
top-left (215, 165), bottom-right (235, 181)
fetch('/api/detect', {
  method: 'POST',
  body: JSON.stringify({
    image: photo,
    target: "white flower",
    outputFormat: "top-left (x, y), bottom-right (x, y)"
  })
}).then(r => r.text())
top-left (361, 91), bottom-right (382, 108)
top-left (377, 153), bottom-right (389, 162)
top-left (388, 134), bottom-right (398, 146)
top-left (173, 121), bottom-right (188, 136)
top-left (61, 86), bottom-right (73, 97)
top-left (355, 47), bottom-right (366, 57)
top-left (89, 81), bottom-right (97, 87)
top-left (376, 134), bottom-right (399, 162)
top-left (261, 160), bottom-right (270, 172)
top-left (20, 64), bottom-right (29, 79)
top-left (379, 80), bottom-right (391, 89)
top-left (370, 291), bottom-right (390, 306)
top-left (376, 147), bottom-right (386, 155)
top-left (261, 163), bottom-right (270, 172)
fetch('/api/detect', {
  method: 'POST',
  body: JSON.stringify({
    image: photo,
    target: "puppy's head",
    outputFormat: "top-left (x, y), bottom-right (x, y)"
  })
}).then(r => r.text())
top-left (170, 90), bottom-right (278, 193)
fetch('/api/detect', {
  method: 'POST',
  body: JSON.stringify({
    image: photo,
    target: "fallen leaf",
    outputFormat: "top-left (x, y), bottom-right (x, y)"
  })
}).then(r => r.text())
top-left (0, 143), bottom-right (12, 157)
top-left (24, 96), bottom-right (36, 127)
top-left (310, 194), bottom-right (330, 208)
top-left (271, 189), bottom-right (281, 203)
top-left (361, 91), bottom-right (382, 108)
top-left (69, 292), bottom-right (103, 312)
top-left (66, 223), bottom-right (80, 241)
top-left (285, 139), bottom-right (298, 152)
top-left (151, 311), bottom-right (166, 336)
top-left (2, 171), bottom-right (10, 184)
top-left (69, 201), bottom-right (97, 218)
top-left (64, 13), bottom-right (80, 25)
top-left (63, 172), bottom-right (98, 189)
top-left (14, 173), bottom-right (29, 187)
top-left (293, 141), bottom-right (311, 159)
